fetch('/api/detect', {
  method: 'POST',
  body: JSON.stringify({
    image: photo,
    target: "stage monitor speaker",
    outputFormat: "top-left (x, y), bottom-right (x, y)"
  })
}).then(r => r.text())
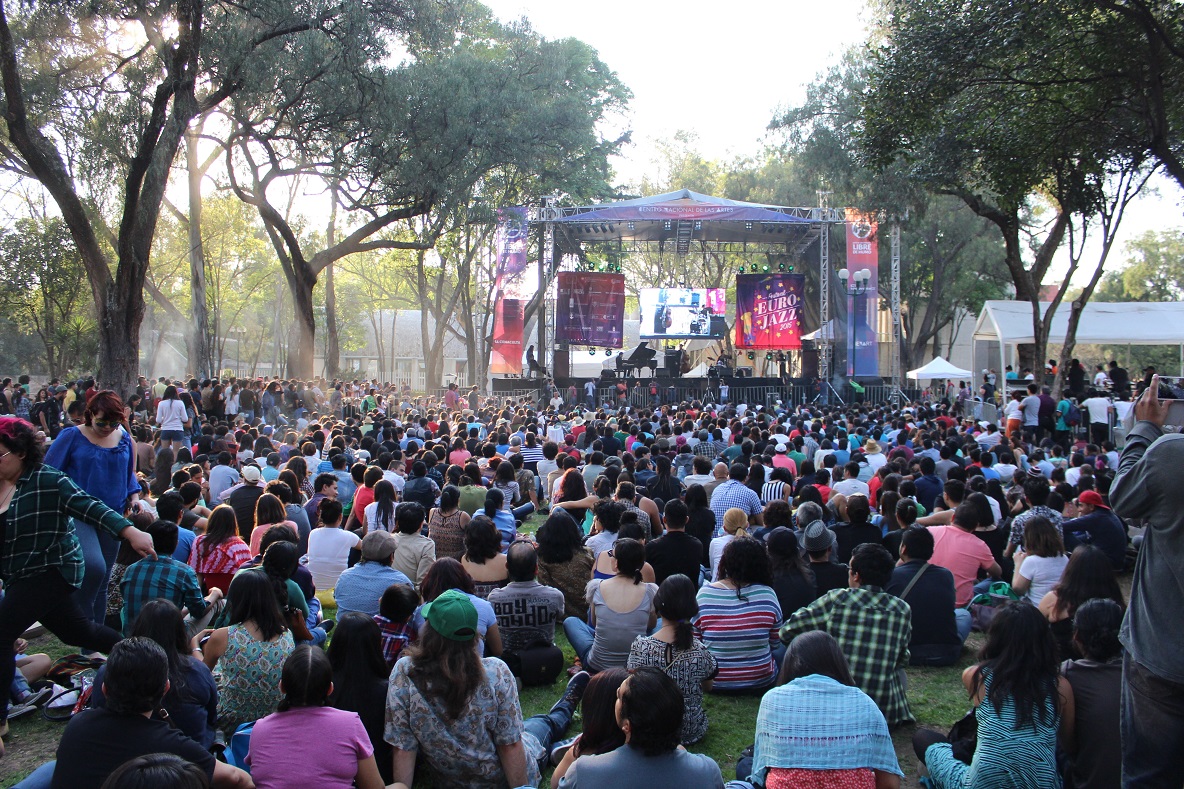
top-left (801, 348), bottom-right (819, 380)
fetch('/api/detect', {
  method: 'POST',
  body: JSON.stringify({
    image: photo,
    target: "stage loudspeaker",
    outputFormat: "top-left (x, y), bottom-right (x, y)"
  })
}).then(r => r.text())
top-left (553, 347), bottom-right (570, 379)
top-left (801, 348), bottom-right (819, 379)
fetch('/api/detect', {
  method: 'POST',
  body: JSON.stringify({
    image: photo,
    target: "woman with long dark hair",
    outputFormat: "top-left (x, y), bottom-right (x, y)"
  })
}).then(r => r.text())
top-left (198, 569), bottom-right (294, 734)
top-left (363, 479), bottom-right (398, 533)
top-left (535, 509), bottom-right (595, 620)
top-left (915, 602), bottom-right (1074, 788)
top-left (188, 504), bottom-right (251, 595)
top-left (154, 385), bottom-right (190, 452)
top-left (483, 487), bottom-right (517, 550)
top-left (1039, 544), bottom-right (1125, 660)
top-left (247, 645), bottom-right (385, 788)
top-left (766, 527), bottom-right (818, 615)
top-left (326, 613), bottom-right (393, 783)
top-left (426, 484), bottom-right (469, 558)
top-left (549, 668), bottom-right (629, 783)
top-left (627, 574), bottom-right (717, 744)
top-left (249, 492), bottom-right (296, 555)
top-left (694, 537), bottom-right (782, 693)
top-left (744, 631), bottom-right (903, 788)
top-left (90, 599), bottom-right (219, 748)
top-left (385, 589), bottom-right (587, 787)
top-left (684, 483), bottom-right (715, 568)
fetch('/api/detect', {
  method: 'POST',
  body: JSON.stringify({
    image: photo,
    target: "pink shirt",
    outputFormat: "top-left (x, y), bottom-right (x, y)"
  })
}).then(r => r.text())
top-left (249, 519), bottom-right (299, 556)
top-left (772, 455), bottom-right (798, 474)
top-left (247, 706), bottom-right (372, 788)
top-left (929, 525), bottom-right (996, 606)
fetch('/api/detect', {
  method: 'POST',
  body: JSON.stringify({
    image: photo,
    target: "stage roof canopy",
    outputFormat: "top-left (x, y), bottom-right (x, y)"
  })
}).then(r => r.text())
top-left (973, 300), bottom-right (1184, 347)
top-left (553, 189), bottom-right (844, 252)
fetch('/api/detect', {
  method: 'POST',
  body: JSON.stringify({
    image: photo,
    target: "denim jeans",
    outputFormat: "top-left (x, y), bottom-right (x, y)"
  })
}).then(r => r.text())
top-left (522, 701), bottom-right (576, 772)
top-left (563, 617), bottom-right (595, 665)
top-left (72, 519), bottom-right (119, 626)
top-left (13, 760), bottom-right (54, 788)
top-left (1122, 652), bottom-right (1184, 786)
top-left (954, 607), bottom-right (972, 643)
top-left (512, 503), bottom-right (535, 521)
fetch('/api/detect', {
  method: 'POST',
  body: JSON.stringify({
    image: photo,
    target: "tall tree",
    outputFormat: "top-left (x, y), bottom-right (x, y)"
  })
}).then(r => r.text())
top-left (0, 216), bottom-right (98, 378)
top-left (861, 0), bottom-right (1157, 379)
top-left (0, 0), bottom-right (437, 393)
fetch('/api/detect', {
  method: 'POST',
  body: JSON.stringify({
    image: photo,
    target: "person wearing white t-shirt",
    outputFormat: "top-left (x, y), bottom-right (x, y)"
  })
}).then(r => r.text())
top-left (1081, 393), bottom-right (1112, 445)
top-left (154, 386), bottom-right (190, 451)
top-left (1010, 517), bottom-right (1069, 605)
top-left (305, 498), bottom-right (361, 590)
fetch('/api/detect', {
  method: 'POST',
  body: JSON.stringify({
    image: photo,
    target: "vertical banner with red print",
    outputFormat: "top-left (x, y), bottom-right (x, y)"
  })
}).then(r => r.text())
top-left (489, 299), bottom-right (524, 375)
top-left (845, 209), bottom-right (880, 377)
top-left (734, 273), bottom-right (805, 349)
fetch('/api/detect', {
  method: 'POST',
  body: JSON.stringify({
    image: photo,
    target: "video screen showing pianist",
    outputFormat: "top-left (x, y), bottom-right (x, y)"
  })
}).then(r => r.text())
top-left (639, 288), bottom-right (727, 339)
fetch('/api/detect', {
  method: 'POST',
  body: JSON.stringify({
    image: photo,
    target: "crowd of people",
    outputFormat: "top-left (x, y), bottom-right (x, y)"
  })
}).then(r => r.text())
top-left (0, 366), bottom-right (1175, 788)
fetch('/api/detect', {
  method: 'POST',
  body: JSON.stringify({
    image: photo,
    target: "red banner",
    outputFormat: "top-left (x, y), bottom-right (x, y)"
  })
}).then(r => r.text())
top-left (489, 299), bottom-right (523, 375)
top-left (734, 274), bottom-right (805, 349)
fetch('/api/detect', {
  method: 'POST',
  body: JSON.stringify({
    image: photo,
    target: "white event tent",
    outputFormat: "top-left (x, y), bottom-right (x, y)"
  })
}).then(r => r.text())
top-left (907, 356), bottom-right (973, 381)
top-left (973, 300), bottom-right (1184, 375)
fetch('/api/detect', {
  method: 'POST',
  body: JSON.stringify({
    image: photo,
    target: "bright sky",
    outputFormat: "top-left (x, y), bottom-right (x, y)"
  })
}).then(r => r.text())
top-left (482, 0), bottom-right (1182, 273)
top-left (482, 0), bottom-right (871, 188)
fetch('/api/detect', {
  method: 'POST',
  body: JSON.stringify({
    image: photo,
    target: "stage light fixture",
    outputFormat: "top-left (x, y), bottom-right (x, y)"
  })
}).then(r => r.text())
top-left (747, 351), bottom-right (756, 360)
top-left (627, 222), bottom-right (635, 231)
top-left (739, 265), bottom-right (746, 274)
top-left (605, 349), bottom-right (612, 356)
top-left (589, 349), bottom-right (596, 356)
top-left (762, 264), bottom-right (771, 273)
top-left (778, 262), bottom-right (787, 271)
top-left (766, 352), bottom-right (774, 361)
top-left (663, 220), bottom-right (672, 231)
top-left (788, 264), bottom-right (794, 272)
top-left (745, 222), bottom-right (753, 230)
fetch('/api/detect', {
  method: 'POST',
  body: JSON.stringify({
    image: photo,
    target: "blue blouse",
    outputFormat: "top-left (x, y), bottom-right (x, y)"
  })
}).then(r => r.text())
top-left (44, 426), bottom-right (139, 512)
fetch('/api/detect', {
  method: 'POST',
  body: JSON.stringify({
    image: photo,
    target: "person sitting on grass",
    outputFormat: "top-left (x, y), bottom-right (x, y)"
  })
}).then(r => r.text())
top-left (550, 669), bottom-right (629, 784)
top-left (780, 543), bottom-right (914, 726)
top-left (246, 645), bottom-right (386, 789)
top-left (728, 631), bottom-right (903, 789)
top-left (20, 637), bottom-right (251, 789)
top-left (555, 666), bottom-right (724, 787)
top-left (385, 589), bottom-right (589, 788)
top-left (374, 583), bottom-right (420, 669)
top-left (120, 519), bottom-right (223, 636)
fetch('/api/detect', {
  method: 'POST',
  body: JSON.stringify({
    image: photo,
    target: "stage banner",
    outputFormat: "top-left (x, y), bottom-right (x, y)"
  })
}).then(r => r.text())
top-left (493, 207), bottom-right (530, 296)
top-left (734, 273), bottom-right (805, 349)
top-left (556, 272), bottom-right (626, 348)
top-left (489, 298), bottom-right (523, 375)
top-left (845, 209), bottom-right (880, 377)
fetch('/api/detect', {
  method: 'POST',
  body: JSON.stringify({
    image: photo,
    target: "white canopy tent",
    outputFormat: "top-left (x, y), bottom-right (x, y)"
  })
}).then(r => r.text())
top-left (907, 356), bottom-right (973, 380)
top-left (973, 300), bottom-right (1184, 376)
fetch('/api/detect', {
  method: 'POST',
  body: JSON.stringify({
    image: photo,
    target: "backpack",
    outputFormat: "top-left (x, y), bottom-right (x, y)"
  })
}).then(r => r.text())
top-left (1065, 402), bottom-right (1082, 427)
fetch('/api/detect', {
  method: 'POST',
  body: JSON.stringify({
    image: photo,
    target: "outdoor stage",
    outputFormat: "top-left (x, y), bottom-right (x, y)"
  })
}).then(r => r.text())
top-left (491, 374), bottom-right (918, 409)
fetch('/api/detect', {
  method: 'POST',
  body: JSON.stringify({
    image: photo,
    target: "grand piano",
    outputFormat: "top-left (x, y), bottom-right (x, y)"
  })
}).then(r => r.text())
top-left (603, 342), bottom-right (658, 378)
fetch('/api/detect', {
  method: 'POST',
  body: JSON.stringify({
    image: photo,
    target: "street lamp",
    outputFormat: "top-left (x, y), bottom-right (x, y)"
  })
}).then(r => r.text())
top-left (839, 268), bottom-right (873, 378)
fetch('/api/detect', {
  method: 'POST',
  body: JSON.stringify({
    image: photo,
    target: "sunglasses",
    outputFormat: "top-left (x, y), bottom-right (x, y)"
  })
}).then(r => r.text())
top-left (92, 418), bottom-right (120, 429)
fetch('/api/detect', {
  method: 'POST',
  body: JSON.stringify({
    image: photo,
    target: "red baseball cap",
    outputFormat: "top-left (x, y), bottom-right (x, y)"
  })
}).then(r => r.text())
top-left (1078, 490), bottom-right (1110, 510)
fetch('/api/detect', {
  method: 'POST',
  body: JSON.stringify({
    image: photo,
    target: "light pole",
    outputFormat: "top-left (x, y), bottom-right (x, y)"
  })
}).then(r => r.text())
top-left (838, 267), bottom-right (872, 378)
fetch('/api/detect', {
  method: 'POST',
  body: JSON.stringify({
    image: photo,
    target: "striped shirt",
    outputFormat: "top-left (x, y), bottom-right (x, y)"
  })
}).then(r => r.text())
top-left (694, 582), bottom-right (782, 691)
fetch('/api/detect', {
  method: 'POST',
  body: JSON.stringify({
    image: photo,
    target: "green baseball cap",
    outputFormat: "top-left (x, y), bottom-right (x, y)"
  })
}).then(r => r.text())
top-left (421, 589), bottom-right (478, 642)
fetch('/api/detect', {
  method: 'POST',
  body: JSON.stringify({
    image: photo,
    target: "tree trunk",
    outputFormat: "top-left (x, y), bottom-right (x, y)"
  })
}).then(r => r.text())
top-left (323, 184), bottom-right (340, 378)
top-left (288, 266), bottom-right (318, 380)
top-left (185, 127), bottom-right (213, 378)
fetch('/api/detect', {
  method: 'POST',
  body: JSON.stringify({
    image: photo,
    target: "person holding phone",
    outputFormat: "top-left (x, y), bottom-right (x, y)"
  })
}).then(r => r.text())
top-left (1110, 375), bottom-right (1184, 783)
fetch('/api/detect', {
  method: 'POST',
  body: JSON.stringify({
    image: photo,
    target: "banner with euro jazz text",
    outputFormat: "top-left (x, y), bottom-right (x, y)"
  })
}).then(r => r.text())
top-left (734, 273), bottom-right (805, 349)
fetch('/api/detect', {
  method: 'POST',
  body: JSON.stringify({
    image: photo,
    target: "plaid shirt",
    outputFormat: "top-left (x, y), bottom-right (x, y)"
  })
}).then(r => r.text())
top-left (2, 464), bottom-right (131, 587)
top-left (709, 480), bottom-right (763, 537)
top-left (694, 440), bottom-right (723, 459)
top-left (374, 614), bottom-right (417, 668)
top-left (121, 556), bottom-right (208, 629)
top-left (780, 585), bottom-right (914, 725)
